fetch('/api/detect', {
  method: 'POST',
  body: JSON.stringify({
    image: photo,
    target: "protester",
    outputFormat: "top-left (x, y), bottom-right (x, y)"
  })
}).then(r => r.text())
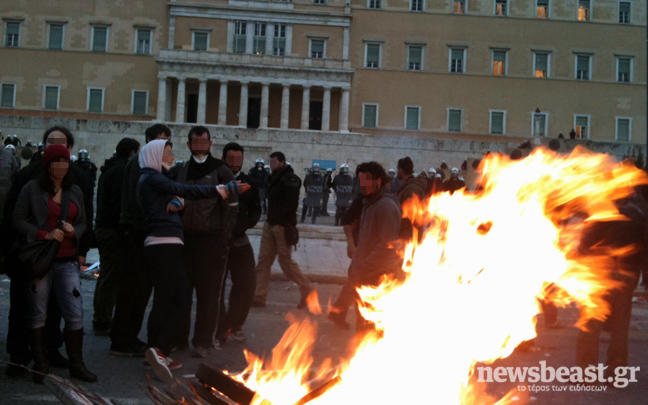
top-left (12, 145), bottom-right (96, 383)
top-left (329, 162), bottom-right (402, 332)
top-left (110, 124), bottom-right (171, 357)
top-left (220, 142), bottom-right (262, 342)
top-left (138, 139), bottom-right (249, 382)
top-left (252, 152), bottom-right (314, 308)
top-left (170, 126), bottom-right (238, 356)
top-left (92, 138), bottom-right (140, 336)
top-left (2, 126), bottom-right (94, 377)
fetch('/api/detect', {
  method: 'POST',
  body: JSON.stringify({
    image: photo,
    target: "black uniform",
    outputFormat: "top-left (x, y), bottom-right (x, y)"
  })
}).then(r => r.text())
top-left (332, 173), bottom-right (354, 226)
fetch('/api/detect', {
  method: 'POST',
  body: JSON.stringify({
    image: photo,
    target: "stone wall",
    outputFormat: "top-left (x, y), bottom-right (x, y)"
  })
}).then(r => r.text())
top-left (0, 116), bottom-right (644, 180)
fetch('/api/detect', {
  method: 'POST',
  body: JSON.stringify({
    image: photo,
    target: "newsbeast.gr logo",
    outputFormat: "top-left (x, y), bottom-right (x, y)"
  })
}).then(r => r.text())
top-left (477, 361), bottom-right (640, 389)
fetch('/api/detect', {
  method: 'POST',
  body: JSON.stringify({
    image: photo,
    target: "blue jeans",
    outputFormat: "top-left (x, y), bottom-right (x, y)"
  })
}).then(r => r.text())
top-left (28, 261), bottom-right (84, 331)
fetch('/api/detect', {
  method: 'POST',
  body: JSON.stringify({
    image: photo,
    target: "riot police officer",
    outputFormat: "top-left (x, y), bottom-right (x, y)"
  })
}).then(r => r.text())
top-left (301, 163), bottom-right (325, 224)
top-left (248, 158), bottom-right (269, 215)
top-left (332, 164), bottom-right (354, 226)
top-left (75, 149), bottom-right (98, 188)
top-left (444, 167), bottom-right (465, 194)
top-left (320, 167), bottom-right (334, 216)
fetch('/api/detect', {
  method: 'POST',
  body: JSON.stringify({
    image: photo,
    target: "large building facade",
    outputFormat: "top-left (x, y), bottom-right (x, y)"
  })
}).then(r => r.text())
top-left (1, 0), bottom-right (645, 144)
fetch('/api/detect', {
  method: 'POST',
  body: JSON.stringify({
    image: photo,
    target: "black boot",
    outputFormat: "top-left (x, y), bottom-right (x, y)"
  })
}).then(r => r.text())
top-left (64, 329), bottom-right (97, 382)
top-left (29, 327), bottom-right (49, 384)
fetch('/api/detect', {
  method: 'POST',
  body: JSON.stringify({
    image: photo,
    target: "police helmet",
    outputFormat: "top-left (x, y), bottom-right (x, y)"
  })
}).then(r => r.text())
top-left (264, 164), bottom-right (270, 170)
top-left (451, 167), bottom-right (459, 175)
top-left (340, 164), bottom-right (349, 174)
top-left (78, 149), bottom-right (89, 161)
top-left (312, 163), bottom-right (321, 173)
top-left (5, 144), bottom-right (15, 152)
top-left (428, 167), bottom-right (437, 175)
top-left (388, 168), bottom-right (396, 174)
top-left (70, 155), bottom-right (78, 162)
top-left (326, 167), bottom-right (333, 172)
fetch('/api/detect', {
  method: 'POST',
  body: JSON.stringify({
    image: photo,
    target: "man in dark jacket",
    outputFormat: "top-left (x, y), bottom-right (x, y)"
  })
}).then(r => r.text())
top-left (110, 124), bottom-right (171, 357)
top-left (170, 126), bottom-right (238, 356)
top-left (2, 126), bottom-right (95, 376)
top-left (92, 138), bottom-right (140, 336)
top-left (329, 161), bottom-right (402, 331)
top-left (253, 152), bottom-right (314, 308)
top-left (219, 142), bottom-right (262, 342)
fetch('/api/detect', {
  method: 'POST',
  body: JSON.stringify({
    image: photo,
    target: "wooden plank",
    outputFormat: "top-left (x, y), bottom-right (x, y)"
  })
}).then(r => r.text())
top-left (195, 363), bottom-right (257, 405)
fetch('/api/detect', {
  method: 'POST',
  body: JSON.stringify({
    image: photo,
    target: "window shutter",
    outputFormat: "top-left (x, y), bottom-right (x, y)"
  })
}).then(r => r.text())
top-left (133, 91), bottom-right (147, 115)
top-left (49, 25), bottom-right (63, 50)
top-left (406, 107), bottom-right (419, 130)
top-left (491, 112), bottom-right (504, 134)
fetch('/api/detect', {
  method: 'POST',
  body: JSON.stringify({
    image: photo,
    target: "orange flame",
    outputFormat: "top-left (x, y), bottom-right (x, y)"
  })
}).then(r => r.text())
top-left (230, 146), bottom-right (647, 405)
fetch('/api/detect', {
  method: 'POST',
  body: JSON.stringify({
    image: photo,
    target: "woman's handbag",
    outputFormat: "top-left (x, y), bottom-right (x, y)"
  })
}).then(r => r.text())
top-left (18, 191), bottom-right (70, 280)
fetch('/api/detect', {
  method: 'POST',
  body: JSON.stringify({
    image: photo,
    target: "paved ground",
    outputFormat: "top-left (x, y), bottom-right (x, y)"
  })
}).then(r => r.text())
top-left (1, 219), bottom-right (648, 404)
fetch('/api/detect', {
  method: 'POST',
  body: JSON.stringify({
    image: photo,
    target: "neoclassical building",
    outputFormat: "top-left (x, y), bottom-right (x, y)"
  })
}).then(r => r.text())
top-left (1, 0), bottom-right (646, 143)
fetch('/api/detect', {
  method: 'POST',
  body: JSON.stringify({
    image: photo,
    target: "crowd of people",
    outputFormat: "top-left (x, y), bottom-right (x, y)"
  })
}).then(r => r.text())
top-left (0, 124), bottom-right (646, 387)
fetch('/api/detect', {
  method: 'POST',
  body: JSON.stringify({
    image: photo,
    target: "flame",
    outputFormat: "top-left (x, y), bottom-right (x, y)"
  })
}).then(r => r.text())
top-left (229, 146), bottom-right (647, 405)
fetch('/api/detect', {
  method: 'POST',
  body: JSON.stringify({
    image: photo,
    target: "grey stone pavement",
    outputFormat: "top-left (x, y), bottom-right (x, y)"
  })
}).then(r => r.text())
top-left (1, 200), bottom-right (648, 404)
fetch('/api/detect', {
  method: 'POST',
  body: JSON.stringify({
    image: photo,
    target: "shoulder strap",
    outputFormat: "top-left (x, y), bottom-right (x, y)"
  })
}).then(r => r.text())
top-left (57, 191), bottom-right (70, 230)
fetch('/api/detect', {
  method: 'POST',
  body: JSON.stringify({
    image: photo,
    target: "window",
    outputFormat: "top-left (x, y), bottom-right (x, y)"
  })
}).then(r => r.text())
top-left (368, 0), bottom-right (381, 9)
top-left (234, 22), bottom-right (247, 54)
top-left (578, 0), bottom-right (590, 21)
top-left (405, 106), bottom-right (421, 130)
top-left (616, 118), bottom-right (631, 142)
top-left (87, 88), bottom-right (104, 113)
top-left (363, 104), bottom-right (378, 128)
top-left (1, 83), bottom-right (15, 108)
top-left (365, 43), bottom-right (380, 68)
top-left (314, 0), bottom-right (327, 3)
top-left (574, 115), bottom-right (589, 139)
top-left (454, 0), bottom-right (466, 13)
top-left (449, 48), bottom-right (465, 73)
top-left (537, 0), bottom-right (549, 18)
top-left (532, 112), bottom-right (548, 137)
top-left (5, 22), bottom-right (20, 47)
top-left (273, 24), bottom-right (286, 56)
top-left (43, 86), bottom-right (60, 110)
top-left (490, 110), bottom-right (506, 134)
top-left (534, 52), bottom-right (549, 78)
top-left (448, 109), bottom-right (462, 132)
top-left (411, 0), bottom-right (424, 11)
top-left (132, 90), bottom-right (148, 115)
top-left (619, 2), bottom-right (631, 24)
top-left (192, 31), bottom-right (208, 51)
top-left (617, 57), bottom-right (631, 82)
top-left (310, 39), bottom-right (325, 58)
top-left (495, 0), bottom-right (507, 16)
top-left (492, 50), bottom-right (506, 75)
top-left (253, 23), bottom-right (266, 54)
top-left (136, 29), bottom-right (152, 54)
top-left (576, 55), bottom-right (590, 80)
top-left (48, 24), bottom-right (64, 50)
top-left (408, 46), bottom-right (422, 71)
top-left (91, 26), bottom-right (108, 52)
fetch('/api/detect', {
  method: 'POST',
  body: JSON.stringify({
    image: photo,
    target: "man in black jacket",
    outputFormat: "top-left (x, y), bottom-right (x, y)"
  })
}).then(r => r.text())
top-left (92, 138), bottom-right (140, 336)
top-left (219, 142), bottom-right (262, 342)
top-left (110, 124), bottom-right (171, 357)
top-left (170, 126), bottom-right (238, 357)
top-left (2, 126), bottom-right (95, 376)
top-left (252, 152), bottom-right (314, 308)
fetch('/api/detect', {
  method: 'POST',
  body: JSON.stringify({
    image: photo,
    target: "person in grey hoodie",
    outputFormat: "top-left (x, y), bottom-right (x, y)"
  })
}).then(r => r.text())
top-left (328, 161), bottom-right (402, 331)
top-left (137, 139), bottom-right (249, 383)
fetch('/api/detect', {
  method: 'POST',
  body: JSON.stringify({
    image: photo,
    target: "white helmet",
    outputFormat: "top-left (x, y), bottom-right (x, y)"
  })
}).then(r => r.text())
top-left (340, 164), bottom-right (349, 174)
top-left (255, 158), bottom-right (264, 164)
top-left (388, 168), bottom-right (396, 174)
top-left (264, 164), bottom-right (270, 170)
top-left (451, 167), bottom-right (459, 174)
top-left (5, 144), bottom-right (15, 151)
top-left (70, 155), bottom-right (78, 162)
top-left (428, 167), bottom-right (437, 175)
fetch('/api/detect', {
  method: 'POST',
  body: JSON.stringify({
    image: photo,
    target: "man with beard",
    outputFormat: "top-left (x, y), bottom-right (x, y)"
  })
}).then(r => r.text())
top-left (170, 126), bottom-right (238, 356)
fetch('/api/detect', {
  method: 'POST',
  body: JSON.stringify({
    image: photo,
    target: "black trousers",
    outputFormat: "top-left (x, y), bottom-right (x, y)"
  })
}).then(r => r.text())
top-left (301, 204), bottom-right (320, 224)
top-left (6, 260), bottom-right (64, 364)
top-left (221, 242), bottom-right (256, 334)
top-left (177, 236), bottom-right (228, 348)
top-left (321, 192), bottom-right (330, 215)
top-left (93, 228), bottom-right (123, 328)
top-left (576, 271), bottom-right (638, 373)
top-left (145, 244), bottom-right (192, 356)
top-left (335, 207), bottom-right (348, 226)
top-left (110, 230), bottom-right (152, 346)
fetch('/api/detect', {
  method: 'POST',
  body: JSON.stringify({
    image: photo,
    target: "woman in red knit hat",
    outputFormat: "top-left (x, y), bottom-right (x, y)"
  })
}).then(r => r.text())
top-left (12, 144), bottom-right (96, 384)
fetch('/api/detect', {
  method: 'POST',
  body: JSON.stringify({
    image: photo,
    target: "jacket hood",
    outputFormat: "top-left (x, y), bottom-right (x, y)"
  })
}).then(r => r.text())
top-left (139, 139), bottom-right (168, 173)
top-left (100, 156), bottom-right (127, 173)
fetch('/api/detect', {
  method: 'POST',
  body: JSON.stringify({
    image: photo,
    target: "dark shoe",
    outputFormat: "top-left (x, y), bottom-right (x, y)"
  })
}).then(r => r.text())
top-left (251, 298), bottom-right (266, 307)
top-left (110, 342), bottom-right (146, 357)
top-left (93, 322), bottom-right (112, 336)
top-left (327, 311), bottom-right (351, 330)
top-left (29, 327), bottom-right (49, 384)
top-left (48, 349), bottom-right (70, 368)
top-left (65, 329), bottom-right (97, 382)
top-left (297, 290), bottom-right (313, 309)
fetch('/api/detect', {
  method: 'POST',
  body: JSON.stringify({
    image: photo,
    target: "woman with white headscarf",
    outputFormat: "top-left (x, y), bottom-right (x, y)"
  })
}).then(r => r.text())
top-left (137, 139), bottom-right (249, 382)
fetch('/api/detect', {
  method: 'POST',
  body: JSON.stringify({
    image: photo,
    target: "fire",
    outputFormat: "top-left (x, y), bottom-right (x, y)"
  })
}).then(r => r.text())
top-left (232, 146), bottom-right (647, 405)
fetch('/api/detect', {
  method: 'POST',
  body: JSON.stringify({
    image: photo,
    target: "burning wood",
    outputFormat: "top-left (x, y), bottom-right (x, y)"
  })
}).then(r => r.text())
top-left (196, 363), bottom-right (260, 405)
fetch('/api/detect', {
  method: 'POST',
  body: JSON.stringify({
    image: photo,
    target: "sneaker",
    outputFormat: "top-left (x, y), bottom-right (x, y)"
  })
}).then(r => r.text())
top-left (143, 357), bottom-right (183, 371)
top-left (111, 342), bottom-right (146, 357)
top-left (229, 330), bottom-right (247, 342)
top-left (192, 346), bottom-right (209, 358)
top-left (145, 348), bottom-right (173, 383)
